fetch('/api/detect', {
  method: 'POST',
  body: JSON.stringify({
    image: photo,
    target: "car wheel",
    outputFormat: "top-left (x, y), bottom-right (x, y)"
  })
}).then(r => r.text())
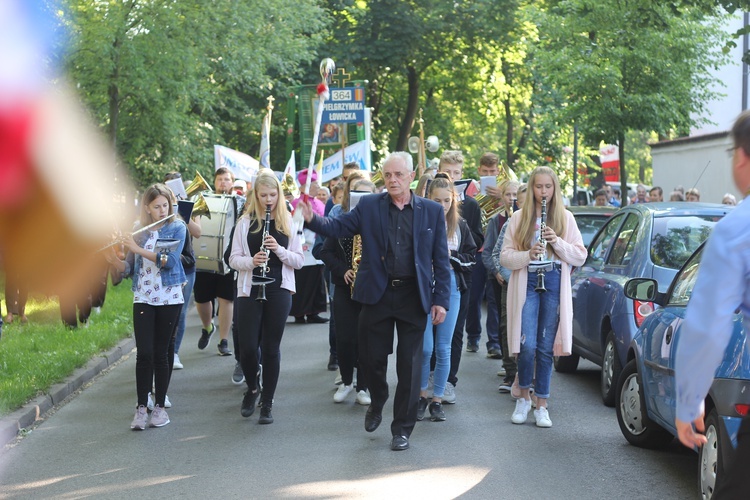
top-left (601, 331), bottom-right (622, 407)
top-left (615, 359), bottom-right (673, 449)
top-left (699, 409), bottom-right (723, 500)
top-left (554, 353), bottom-right (580, 373)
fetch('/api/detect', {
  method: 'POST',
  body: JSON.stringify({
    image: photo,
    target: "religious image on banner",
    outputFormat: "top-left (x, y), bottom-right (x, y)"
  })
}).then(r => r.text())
top-left (312, 97), bottom-right (342, 147)
top-left (319, 123), bottom-right (340, 144)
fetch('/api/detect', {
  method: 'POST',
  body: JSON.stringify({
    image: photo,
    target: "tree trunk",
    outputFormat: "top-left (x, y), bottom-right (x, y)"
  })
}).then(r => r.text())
top-left (108, 36), bottom-right (121, 150)
top-left (396, 65), bottom-right (419, 152)
top-left (502, 57), bottom-right (514, 166)
top-left (618, 131), bottom-right (628, 206)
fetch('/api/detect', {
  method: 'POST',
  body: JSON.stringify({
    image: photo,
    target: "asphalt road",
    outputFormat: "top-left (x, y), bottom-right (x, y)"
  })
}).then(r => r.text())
top-left (0, 305), bottom-right (699, 499)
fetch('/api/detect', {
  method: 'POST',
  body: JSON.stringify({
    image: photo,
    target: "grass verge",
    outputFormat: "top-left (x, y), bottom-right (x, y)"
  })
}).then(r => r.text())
top-left (0, 280), bottom-right (133, 416)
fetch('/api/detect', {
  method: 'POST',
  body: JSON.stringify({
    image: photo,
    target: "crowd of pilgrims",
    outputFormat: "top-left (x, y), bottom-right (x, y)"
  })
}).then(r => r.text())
top-left (5, 150), bottom-right (583, 442)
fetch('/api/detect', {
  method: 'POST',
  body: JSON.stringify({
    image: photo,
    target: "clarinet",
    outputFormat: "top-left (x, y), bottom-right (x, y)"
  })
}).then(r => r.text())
top-left (254, 204), bottom-right (275, 302)
top-left (535, 197), bottom-right (548, 293)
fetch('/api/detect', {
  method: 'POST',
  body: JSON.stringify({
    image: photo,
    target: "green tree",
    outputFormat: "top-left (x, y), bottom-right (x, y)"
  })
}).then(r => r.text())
top-left (535, 0), bottom-right (727, 203)
top-left (62, 0), bottom-right (326, 187)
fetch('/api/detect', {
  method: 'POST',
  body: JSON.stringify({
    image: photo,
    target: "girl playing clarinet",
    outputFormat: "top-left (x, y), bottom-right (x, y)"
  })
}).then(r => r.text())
top-left (500, 167), bottom-right (586, 428)
top-left (229, 169), bottom-right (304, 424)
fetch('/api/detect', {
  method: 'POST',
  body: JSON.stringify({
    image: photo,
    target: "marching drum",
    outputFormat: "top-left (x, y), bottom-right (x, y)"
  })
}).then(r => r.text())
top-left (194, 193), bottom-right (239, 274)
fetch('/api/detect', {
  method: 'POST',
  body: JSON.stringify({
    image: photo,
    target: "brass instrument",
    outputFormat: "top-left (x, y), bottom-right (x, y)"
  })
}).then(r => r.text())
top-left (535, 197), bottom-right (549, 293)
top-left (371, 169), bottom-right (384, 190)
top-left (350, 234), bottom-right (362, 296)
top-left (185, 171), bottom-right (211, 198)
top-left (281, 173), bottom-right (300, 199)
top-left (97, 213), bottom-right (177, 253)
top-left (252, 204), bottom-right (276, 302)
top-left (477, 164), bottom-right (519, 231)
top-left (190, 193), bottom-right (211, 219)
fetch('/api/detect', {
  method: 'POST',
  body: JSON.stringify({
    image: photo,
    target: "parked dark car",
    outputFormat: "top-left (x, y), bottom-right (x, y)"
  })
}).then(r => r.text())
top-left (567, 205), bottom-right (616, 247)
top-left (558, 202), bottom-right (732, 406)
top-left (616, 244), bottom-right (747, 499)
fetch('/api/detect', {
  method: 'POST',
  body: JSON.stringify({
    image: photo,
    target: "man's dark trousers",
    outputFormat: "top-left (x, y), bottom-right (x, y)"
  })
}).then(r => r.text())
top-left (359, 281), bottom-right (427, 439)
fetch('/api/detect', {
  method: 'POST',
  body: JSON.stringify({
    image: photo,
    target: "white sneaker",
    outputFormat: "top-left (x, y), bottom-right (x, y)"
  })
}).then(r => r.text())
top-left (333, 384), bottom-right (353, 403)
top-left (355, 390), bottom-right (371, 406)
top-left (511, 398), bottom-right (532, 424)
top-left (131, 405), bottom-right (148, 430)
top-left (442, 382), bottom-right (456, 404)
top-left (147, 392), bottom-right (172, 411)
top-left (497, 367), bottom-right (507, 377)
top-left (534, 407), bottom-right (552, 428)
top-left (149, 405), bottom-right (170, 427)
top-left (173, 354), bottom-right (183, 370)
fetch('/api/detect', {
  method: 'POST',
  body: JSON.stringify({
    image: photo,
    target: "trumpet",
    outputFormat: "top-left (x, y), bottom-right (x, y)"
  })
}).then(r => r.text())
top-left (97, 213), bottom-right (177, 253)
top-left (251, 204), bottom-right (276, 302)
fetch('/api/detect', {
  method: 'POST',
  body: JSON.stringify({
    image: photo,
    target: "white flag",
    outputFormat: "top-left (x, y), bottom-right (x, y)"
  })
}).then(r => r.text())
top-left (259, 111), bottom-right (271, 168)
top-left (214, 145), bottom-right (259, 181)
top-left (284, 151), bottom-right (296, 178)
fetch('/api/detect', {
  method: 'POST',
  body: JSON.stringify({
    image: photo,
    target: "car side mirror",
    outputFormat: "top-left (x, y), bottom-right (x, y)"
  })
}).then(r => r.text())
top-left (624, 278), bottom-right (659, 302)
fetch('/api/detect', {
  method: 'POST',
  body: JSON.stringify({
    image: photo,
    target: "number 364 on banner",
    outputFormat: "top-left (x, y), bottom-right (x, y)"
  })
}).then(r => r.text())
top-left (322, 87), bottom-right (365, 124)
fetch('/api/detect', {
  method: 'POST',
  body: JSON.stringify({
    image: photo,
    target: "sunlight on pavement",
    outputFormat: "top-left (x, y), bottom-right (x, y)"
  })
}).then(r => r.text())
top-left (0, 475), bottom-right (192, 498)
top-left (275, 466), bottom-right (490, 498)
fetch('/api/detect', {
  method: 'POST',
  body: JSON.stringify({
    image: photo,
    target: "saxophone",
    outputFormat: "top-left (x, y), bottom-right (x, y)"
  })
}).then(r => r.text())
top-left (350, 234), bottom-right (362, 296)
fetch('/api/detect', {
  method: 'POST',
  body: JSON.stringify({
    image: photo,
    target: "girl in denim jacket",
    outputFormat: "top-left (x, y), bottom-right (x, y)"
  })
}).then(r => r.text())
top-left (108, 183), bottom-right (187, 430)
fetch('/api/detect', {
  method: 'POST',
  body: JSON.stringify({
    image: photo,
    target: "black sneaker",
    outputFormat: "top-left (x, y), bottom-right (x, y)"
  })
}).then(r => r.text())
top-left (498, 376), bottom-right (514, 393)
top-left (327, 354), bottom-right (339, 371)
top-left (217, 339), bottom-right (232, 356)
top-left (241, 391), bottom-right (258, 418)
top-left (429, 401), bottom-right (446, 422)
top-left (198, 323), bottom-right (214, 350)
top-left (486, 347), bottom-right (503, 359)
top-left (258, 403), bottom-right (273, 424)
top-left (466, 343), bottom-right (479, 353)
top-left (416, 397), bottom-right (429, 421)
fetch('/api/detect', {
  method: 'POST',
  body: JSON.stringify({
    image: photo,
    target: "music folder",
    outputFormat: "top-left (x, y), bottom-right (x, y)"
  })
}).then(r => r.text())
top-left (349, 191), bottom-right (370, 210)
top-left (155, 238), bottom-right (182, 252)
top-left (177, 200), bottom-right (195, 222)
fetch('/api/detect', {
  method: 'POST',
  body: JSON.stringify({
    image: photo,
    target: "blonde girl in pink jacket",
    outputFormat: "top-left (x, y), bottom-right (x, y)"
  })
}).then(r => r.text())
top-left (500, 166), bottom-right (586, 428)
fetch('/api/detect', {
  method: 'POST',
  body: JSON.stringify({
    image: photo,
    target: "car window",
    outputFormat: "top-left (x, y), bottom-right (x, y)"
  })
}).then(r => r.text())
top-left (587, 213), bottom-right (625, 268)
top-left (607, 214), bottom-right (640, 266)
top-left (668, 247), bottom-right (704, 306)
top-left (573, 215), bottom-right (610, 247)
top-left (651, 215), bottom-right (719, 270)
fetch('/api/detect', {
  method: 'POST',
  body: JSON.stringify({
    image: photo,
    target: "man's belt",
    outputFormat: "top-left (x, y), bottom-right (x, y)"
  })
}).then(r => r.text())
top-left (388, 277), bottom-right (416, 288)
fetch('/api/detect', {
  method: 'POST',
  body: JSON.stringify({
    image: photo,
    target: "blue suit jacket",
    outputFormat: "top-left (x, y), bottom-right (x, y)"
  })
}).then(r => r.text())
top-left (306, 192), bottom-right (451, 314)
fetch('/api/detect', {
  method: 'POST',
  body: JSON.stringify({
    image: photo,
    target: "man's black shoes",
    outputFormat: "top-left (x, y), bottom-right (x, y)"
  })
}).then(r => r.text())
top-left (364, 407), bottom-right (382, 432)
top-left (390, 435), bottom-right (409, 451)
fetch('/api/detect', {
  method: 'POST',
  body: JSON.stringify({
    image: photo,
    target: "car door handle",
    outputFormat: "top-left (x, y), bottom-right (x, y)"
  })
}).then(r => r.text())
top-left (665, 326), bottom-right (674, 345)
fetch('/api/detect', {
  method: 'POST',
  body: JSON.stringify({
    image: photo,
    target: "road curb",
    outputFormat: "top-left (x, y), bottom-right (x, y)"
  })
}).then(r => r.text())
top-left (0, 336), bottom-right (135, 449)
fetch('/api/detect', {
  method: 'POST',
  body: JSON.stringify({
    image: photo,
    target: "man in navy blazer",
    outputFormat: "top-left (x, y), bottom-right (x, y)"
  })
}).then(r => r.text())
top-left (299, 152), bottom-right (451, 451)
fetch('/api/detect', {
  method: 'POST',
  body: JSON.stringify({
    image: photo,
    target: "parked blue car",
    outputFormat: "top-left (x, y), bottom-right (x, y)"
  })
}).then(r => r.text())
top-left (617, 243), bottom-right (747, 499)
top-left (559, 203), bottom-right (731, 406)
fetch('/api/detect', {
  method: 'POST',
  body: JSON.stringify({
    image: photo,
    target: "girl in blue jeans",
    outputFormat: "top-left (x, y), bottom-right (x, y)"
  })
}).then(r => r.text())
top-left (500, 167), bottom-right (586, 428)
top-left (418, 173), bottom-right (477, 421)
